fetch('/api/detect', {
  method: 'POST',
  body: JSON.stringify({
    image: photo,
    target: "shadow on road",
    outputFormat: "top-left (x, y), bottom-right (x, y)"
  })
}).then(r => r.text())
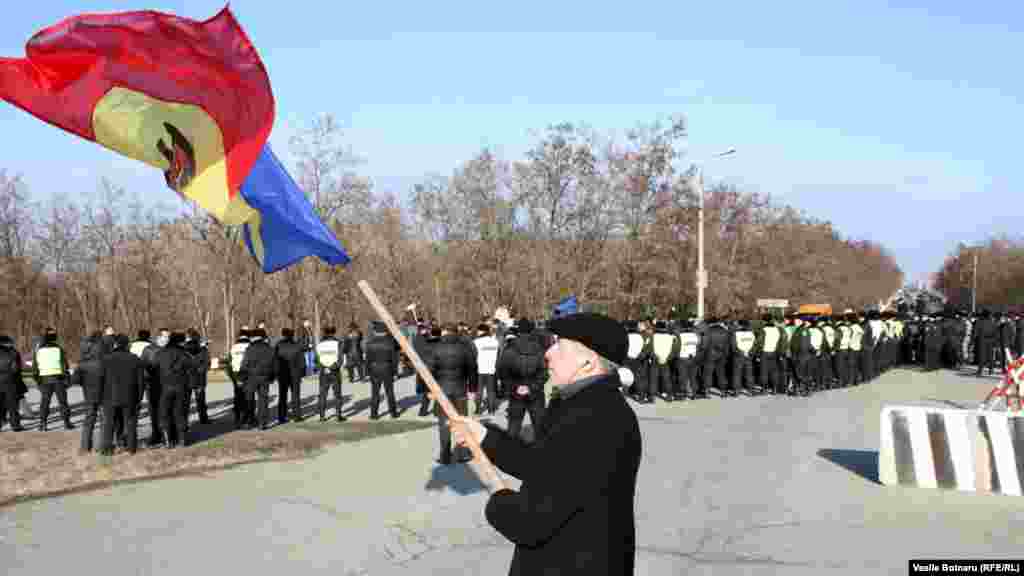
top-left (424, 461), bottom-right (488, 495)
top-left (817, 448), bottom-right (880, 484)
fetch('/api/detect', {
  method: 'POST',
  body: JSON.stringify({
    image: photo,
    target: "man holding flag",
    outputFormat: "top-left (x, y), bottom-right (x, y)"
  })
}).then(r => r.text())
top-left (450, 313), bottom-right (642, 575)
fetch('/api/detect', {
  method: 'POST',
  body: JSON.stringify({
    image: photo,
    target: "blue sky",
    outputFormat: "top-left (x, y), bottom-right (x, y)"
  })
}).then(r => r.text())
top-left (1, 1), bottom-right (1020, 285)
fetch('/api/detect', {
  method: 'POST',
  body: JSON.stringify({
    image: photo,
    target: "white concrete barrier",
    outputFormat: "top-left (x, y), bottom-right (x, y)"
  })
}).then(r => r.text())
top-left (879, 405), bottom-right (1024, 496)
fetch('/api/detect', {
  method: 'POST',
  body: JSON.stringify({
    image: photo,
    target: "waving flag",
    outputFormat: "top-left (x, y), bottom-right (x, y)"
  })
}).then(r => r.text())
top-left (0, 7), bottom-right (349, 272)
top-left (553, 295), bottom-right (579, 317)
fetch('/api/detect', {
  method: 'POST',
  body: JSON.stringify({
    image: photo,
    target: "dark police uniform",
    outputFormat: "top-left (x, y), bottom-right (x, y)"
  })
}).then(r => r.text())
top-left (315, 333), bottom-right (345, 421)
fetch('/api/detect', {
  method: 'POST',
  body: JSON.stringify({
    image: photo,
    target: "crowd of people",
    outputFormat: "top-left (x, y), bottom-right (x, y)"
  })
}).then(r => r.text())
top-left (0, 306), bottom-right (1019, 457)
top-left (618, 307), bottom-right (1023, 402)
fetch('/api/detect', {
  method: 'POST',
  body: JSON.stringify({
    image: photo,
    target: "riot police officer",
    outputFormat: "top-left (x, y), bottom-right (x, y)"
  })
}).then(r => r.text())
top-left (650, 321), bottom-right (679, 402)
top-left (755, 313), bottom-right (787, 394)
top-left (239, 328), bottom-right (276, 430)
top-left (700, 317), bottom-right (731, 398)
top-left (34, 328), bottom-right (73, 431)
top-left (225, 329), bottom-right (251, 429)
top-left (183, 328), bottom-right (210, 426)
top-left (730, 319), bottom-right (757, 395)
top-left (0, 335), bottom-right (25, 432)
top-left (675, 321), bottom-right (700, 400)
top-left (364, 321), bottom-right (400, 420)
top-left (75, 332), bottom-right (104, 451)
top-left (129, 330), bottom-right (162, 446)
top-left (316, 326), bottom-right (346, 421)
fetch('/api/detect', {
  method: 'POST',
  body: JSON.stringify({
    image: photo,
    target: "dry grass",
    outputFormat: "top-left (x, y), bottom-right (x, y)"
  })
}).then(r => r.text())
top-left (0, 419), bottom-right (432, 508)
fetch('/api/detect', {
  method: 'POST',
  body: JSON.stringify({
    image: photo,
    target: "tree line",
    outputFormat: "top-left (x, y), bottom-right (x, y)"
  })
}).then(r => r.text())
top-left (0, 114), bottom-right (903, 359)
top-left (932, 237), bottom-right (1024, 312)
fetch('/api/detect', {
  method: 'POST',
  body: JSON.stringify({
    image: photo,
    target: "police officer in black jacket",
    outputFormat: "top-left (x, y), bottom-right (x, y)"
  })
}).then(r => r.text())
top-left (275, 328), bottom-right (305, 423)
top-left (156, 332), bottom-right (193, 447)
top-left (364, 321), bottom-right (400, 420)
top-left (700, 317), bottom-right (731, 397)
top-left (414, 325), bottom-right (439, 416)
top-left (183, 328), bottom-right (210, 426)
top-left (429, 323), bottom-right (477, 464)
top-left (0, 335), bottom-right (25, 432)
top-left (343, 323), bottom-right (365, 383)
top-left (75, 332), bottom-right (105, 452)
top-left (497, 319), bottom-right (547, 442)
top-left (240, 328), bottom-right (277, 430)
top-left (100, 335), bottom-right (145, 455)
top-left (129, 330), bottom-right (162, 446)
top-left (974, 310), bottom-right (997, 376)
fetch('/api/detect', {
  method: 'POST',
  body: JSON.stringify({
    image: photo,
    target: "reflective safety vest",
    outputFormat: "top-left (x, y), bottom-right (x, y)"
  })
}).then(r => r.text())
top-left (678, 332), bottom-right (699, 358)
top-left (627, 333), bottom-right (644, 360)
top-left (734, 330), bottom-right (755, 356)
top-left (809, 327), bottom-right (824, 354)
top-left (823, 325), bottom-right (836, 350)
top-left (652, 333), bottom-right (675, 364)
top-left (317, 339), bottom-right (340, 368)
top-left (230, 342), bottom-right (250, 372)
top-left (838, 325), bottom-right (851, 350)
top-left (129, 340), bottom-right (150, 358)
top-left (870, 320), bottom-right (885, 344)
top-left (850, 324), bottom-right (864, 351)
top-left (761, 326), bottom-right (781, 354)
top-left (36, 346), bottom-right (63, 377)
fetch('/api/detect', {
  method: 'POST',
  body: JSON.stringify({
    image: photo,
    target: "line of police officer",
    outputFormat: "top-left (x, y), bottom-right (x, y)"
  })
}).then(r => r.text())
top-left (622, 309), bottom-right (917, 401)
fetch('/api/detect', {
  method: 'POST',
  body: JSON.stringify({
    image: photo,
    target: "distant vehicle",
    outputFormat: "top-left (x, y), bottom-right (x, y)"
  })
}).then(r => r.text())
top-left (797, 304), bottom-right (832, 316)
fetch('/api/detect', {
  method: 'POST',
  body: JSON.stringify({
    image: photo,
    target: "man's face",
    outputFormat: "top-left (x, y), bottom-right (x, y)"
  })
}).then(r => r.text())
top-left (545, 336), bottom-right (585, 388)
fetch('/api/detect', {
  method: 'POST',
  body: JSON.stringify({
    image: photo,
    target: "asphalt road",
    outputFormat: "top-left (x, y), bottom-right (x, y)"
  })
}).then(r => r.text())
top-left (2, 366), bottom-right (1023, 575)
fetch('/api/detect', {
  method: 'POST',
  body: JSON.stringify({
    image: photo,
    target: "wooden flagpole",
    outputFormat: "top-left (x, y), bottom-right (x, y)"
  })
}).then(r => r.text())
top-left (357, 280), bottom-right (506, 491)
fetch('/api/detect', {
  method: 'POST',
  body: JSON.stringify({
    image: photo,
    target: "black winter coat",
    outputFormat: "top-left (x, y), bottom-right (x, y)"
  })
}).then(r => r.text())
top-left (183, 340), bottom-right (210, 389)
top-left (0, 345), bottom-right (21, 397)
top-left (74, 338), bottom-right (105, 403)
top-left (412, 333), bottom-right (434, 387)
top-left (343, 332), bottom-right (364, 364)
top-left (790, 326), bottom-right (813, 359)
top-left (1000, 322), bottom-right (1015, 350)
top-left (365, 334), bottom-right (400, 377)
top-left (975, 318), bottom-right (997, 347)
top-left (239, 340), bottom-right (276, 392)
top-left (496, 334), bottom-right (546, 400)
top-left (102, 349), bottom-right (145, 407)
top-left (702, 324), bottom-right (731, 362)
top-left (429, 334), bottom-right (477, 398)
top-left (155, 344), bottom-right (194, 394)
top-left (138, 342), bottom-right (160, 386)
top-left (482, 373), bottom-right (641, 576)
top-left (275, 338), bottom-right (306, 384)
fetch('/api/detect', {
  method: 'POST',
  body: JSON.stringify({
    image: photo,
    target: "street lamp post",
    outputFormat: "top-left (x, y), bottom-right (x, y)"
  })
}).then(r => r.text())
top-left (972, 249), bottom-right (978, 315)
top-left (694, 148), bottom-right (736, 322)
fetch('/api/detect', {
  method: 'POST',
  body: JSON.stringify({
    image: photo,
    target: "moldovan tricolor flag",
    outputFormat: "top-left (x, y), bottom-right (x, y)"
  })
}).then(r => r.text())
top-left (0, 7), bottom-right (349, 272)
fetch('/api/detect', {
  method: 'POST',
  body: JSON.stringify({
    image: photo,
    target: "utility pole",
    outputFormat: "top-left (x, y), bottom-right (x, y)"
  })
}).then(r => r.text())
top-left (696, 165), bottom-right (706, 321)
top-left (972, 250), bottom-right (978, 314)
top-left (693, 148), bottom-right (736, 322)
